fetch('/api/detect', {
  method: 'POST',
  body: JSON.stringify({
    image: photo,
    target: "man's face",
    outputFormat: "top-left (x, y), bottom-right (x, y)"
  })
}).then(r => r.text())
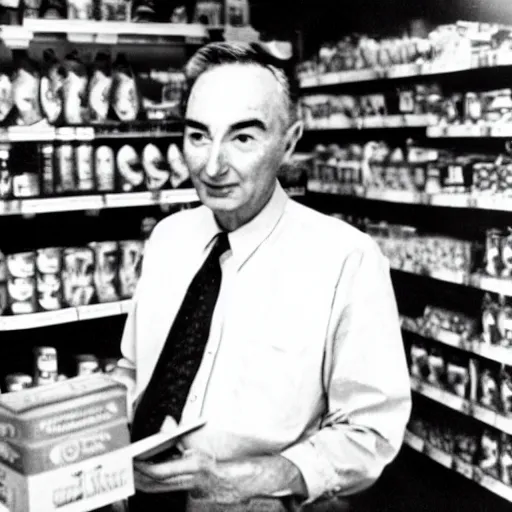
top-left (183, 64), bottom-right (297, 228)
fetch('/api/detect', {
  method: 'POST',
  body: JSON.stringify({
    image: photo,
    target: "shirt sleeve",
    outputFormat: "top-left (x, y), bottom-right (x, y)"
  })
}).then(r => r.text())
top-left (280, 236), bottom-right (412, 503)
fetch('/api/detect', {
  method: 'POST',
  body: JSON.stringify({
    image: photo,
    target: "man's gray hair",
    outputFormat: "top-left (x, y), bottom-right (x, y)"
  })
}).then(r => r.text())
top-left (183, 42), bottom-right (299, 126)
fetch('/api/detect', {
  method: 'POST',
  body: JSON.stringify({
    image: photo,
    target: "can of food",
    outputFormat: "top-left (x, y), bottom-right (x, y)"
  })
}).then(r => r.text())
top-left (5, 373), bottom-right (33, 393)
top-left (75, 354), bottom-right (100, 376)
top-left (101, 357), bottom-right (119, 374)
top-left (37, 273), bottom-right (63, 311)
top-left (0, 282), bottom-right (7, 315)
top-left (89, 241), bottom-right (119, 303)
top-left (502, 228), bottom-right (512, 278)
top-left (62, 247), bottom-right (95, 307)
top-left (55, 128), bottom-right (76, 194)
top-left (7, 276), bottom-right (36, 314)
top-left (75, 140), bottom-right (95, 192)
top-left (36, 248), bottom-right (62, 275)
top-left (0, 250), bottom-right (6, 282)
top-left (95, 145), bottom-right (115, 192)
top-left (6, 252), bottom-right (35, 278)
top-left (33, 346), bottom-right (58, 386)
top-left (0, 146), bottom-right (12, 199)
top-left (485, 229), bottom-right (504, 277)
top-left (39, 143), bottom-right (55, 196)
top-left (119, 240), bottom-right (144, 299)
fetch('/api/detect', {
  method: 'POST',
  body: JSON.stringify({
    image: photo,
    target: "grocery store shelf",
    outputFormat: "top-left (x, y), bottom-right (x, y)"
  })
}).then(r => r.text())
top-left (392, 266), bottom-right (512, 297)
top-left (304, 114), bottom-right (432, 131)
top-left (0, 300), bottom-right (131, 331)
top-left (14, 19), bottom-right (208, 46)
top-left (403, 430), bottom-right (512, 503)
top-left (308, 180), bottom-right (512, 212)
top-left (0, 189), bottom-right (199, 216)
top-left (299, 59), bottom-right (512, 89)
top-left (402, 317), bottom-right (512, 367)
top-left (428, 123), bottom-right (512, 138)
top-left (410, 376), bottom-right (512, 435)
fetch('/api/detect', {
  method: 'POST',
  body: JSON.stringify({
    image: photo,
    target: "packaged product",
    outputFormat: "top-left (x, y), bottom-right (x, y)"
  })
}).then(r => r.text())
top-left (62, 247), bottom-right (95, 307)
top-left (10, 142), bottom-right (40, 198)
top-left (481, 293), bottom-right (501, 345)
top-left (89, 241), bottom-right (119, 303)
top-left (11, 54), bottom-right (43, 126)
top-left (62, 51), bottom-right (89, 125)
top-left (478, 364), bottom-right (500, 411)
top-left (5, 374), bottom-right (33, 393)
top-left (142, 143), bottom-right (170, 191)
top-left (111, 54), bottom-right (141, 122)
top-left (39, 142), bottom-right (55, 196)
top-left (0, 72), bottom-right (14, 125)
top-left (477, 429), bottom-right (501, 479)
top-left (67, 0), bottom-right (93, 18)
top-left (33, 346), bottom-right (58, 386)
top-left (6, 252), bottom-right (35, 279)
top-left (496, 296), bottom-right (512, 347)
top-left (193, 0), bottom-right (223, 25)
top-left (445, 361), bottom-right (469, 398)
top-left (36, 248), bottom-right (61, 275)
top-left (55, 127), bottom-right (77, 193)
top-left (0, 283), bottom-right (7, 315)
top-left (409, 343), bottom-right (428, 380)
top-left (426, 348), bottom-right (445, 387)
top-left (501, 434), bottom-right (512, 486)
top-left (485, 229), bottom-right (504, 277)
top-left (88, 52), bottom-right (113, 124)
top-left (75, 354), bottom-right (100, 376)
top-left (118, 240), bottom-right (144, 299)
top-left (7, 276), bottom-right (36, 314)
top-left (39, 49), bottom-right (64, 125)
top-left (36, 273), bottom-right (62, 312)
top-left (75, 137), bottom-right (95, 192)
top-left (95, 145), bottom-right (116, 192)
top-left (116, 145), bottom-right (145, 192)
top-left (39, 0), bottom-right (67, 18)
top-left (501, 228), bottom-right (512, 278)
top-left (0, 145), bottom-right (11, 199)
top-left (500, 366), bottom-right (512, 416)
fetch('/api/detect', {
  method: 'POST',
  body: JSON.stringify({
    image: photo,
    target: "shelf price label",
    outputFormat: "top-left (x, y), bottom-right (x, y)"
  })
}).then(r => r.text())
top-left (452, 457), bottom-right (474, 480)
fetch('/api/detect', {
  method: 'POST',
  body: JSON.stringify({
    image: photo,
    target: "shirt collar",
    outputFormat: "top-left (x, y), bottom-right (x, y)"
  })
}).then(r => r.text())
top-left (201, 181), bottom-right (288, 268)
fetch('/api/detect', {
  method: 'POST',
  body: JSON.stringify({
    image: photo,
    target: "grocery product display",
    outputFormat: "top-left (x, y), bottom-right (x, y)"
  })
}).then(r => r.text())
top-left (0, 239), bottom-right (145, 316)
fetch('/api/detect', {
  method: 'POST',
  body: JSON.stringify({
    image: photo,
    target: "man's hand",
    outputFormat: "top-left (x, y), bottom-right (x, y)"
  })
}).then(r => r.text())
top-left (134, 451), bottom-right (308, 504)
top-left (134, 449), bottom-right (244, 503)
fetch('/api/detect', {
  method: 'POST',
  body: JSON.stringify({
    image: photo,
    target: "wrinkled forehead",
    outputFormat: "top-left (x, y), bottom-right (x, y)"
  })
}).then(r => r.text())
top-left (186, 63), bottom-right (288, 129)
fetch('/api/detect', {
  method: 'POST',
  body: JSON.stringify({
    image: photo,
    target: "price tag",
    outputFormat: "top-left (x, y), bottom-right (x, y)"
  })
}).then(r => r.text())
top-left (423, 442), bottom-right (434, 459)
top-left (473, 466), bottom-right (484, 484)
top-left (452, 457), bottom-right (474, 480)
top-left (495, 414), bottom-right (512, 435)
top-left (149, 189), bottom-right (162, 202)
top-left (461, 400), bottom-right (475, 417)
top-left (427, 125), bottom-right (445, 138)
top-left (76, 302), bottom-right (123, 321)
top-left (95, 33), bottom-right (118, 45)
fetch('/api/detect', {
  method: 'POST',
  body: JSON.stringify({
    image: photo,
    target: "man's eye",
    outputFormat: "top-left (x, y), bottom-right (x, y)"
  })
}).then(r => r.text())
top-left (234, 134), bottom-right (254, 144)
top-left (188, 132), bottom-right (208, 144)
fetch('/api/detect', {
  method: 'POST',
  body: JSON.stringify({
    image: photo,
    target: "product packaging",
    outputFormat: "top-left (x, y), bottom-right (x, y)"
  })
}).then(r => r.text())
top-left (477, 429), bottom-right (501, 480)
top-left (426, 348), bottom-right (445, 387)
top-left (36, 248), bottom-right (62, 312)
top-left (485, 229), bottom-right (504, 277)
top-left (39, 0), bottom-right (67, 18)
top-left (110, 54), bottom-right (141, 123)
top-left (500, 366), bottom-right (512, 416)
top-left (39, 49), bottom-right (64, 126)
top-left (409, 343), bottom-right (429, 381)
top-left (95, 145), bottom-right (116, 192)
top-left (482, 293), bottom-right (501, 345)
top-left (167, 143), bottom-right (191, 189)
top-left (89, 241), bottom-right (119, 303)
top-left (67, 0), bottom-right (93, 18)
top-left (478, 364), bottom-right (501, 411)
top-left (75, 354), bottom-right (100, 376)
top-left (501, 228), bottom-right (512, 277)
top-left (501, 434), bottom-right (512, 486)
top-left (11, 54), bottom-right (43, 127)
top-left (62, 247), bottom-right (95, 308)
top-left (0, 71), bottom-right (14, 126)
top-left (6, 252), bottom-right (36, 315)
top-left (75, 129), bottom-right (95, 192)
top-left (10, 142), bottom-right (40, 198)
top-left (116, 145), bottom-right (145, 192)
top-left (0, 375), bottom-right (133, 511)
top-left (0, 144), bottom-right (11, 199)
top-left (55, 127), bottom-right (77, 194)
top-left (39, 142), bottom-right (55, 196)
top-left (62, 51), bottom-right (89, 125)
top-left (142, 143), bottom-right (170, 191)
top-left (88, 52), bottom-right (113, 124)
top-left (446, 361), bottom-right (470, 398)
top-left (193, 0), bottom-right (223, 25)
top-left (33, 346), bottom-right (58, 386)
top-left (5, 374), bottom-right (33, 393)
top-left (118, 240), bottom-right (143, 299)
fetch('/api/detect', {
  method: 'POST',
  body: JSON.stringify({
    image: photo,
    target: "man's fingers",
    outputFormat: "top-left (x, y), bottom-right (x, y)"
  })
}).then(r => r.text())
top-left (134, 469), bottom-right (195, 493)
top-left (135, 451), bottom-right (213, 481)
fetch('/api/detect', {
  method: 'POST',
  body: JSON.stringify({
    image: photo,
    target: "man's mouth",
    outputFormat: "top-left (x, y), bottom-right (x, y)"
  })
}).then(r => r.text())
top-left (202, 182), bottom-right (237, 197)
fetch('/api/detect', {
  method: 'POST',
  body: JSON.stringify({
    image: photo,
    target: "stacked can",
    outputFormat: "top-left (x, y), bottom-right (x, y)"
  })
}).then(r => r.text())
top-left (5, 374), bottom-right (33, 393)
top-left (75, 354), bottom-right (100, 376)
top-left (498, 160), bottom-right (512, 195)
top-left (0, 251), bottom-right (7, 315)
top-left (35, 248), bottom-right (63, 312)
top-left (89, 241), bottom-right (119, 303)
top-left (119, 240), bottom-right (144, 299)
top-left (473, 161), bottom-right (498, 194)
top-left (6, 252), bottom-right (37, 315)
top-left (33, 346), bottom-right (58, 386)
top-left (62, 247), bottom-right (95, 307)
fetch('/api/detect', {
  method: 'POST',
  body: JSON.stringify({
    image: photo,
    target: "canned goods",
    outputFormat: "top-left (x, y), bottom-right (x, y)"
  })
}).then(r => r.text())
top-left (0, 250), bottom-right (6, 282)
top-left (89, 241), bottom-right (119, 303)
top-left (76, 141), bottom-right (95, 191)
top-left (6, 252), bottom-right (35, 278)
top-left (75, 354), bottom-right (100, 376)
top-left (485, 229), bottom-right (504, 277)
top-left (0, 283), bottom-right (7, 315)
top-left (55, 128), bottom-right (76, 193)
top-left (5, 373), bottom-right (33, 393)
top-left (7, 277), bottom-right (36, 314)
top-left (502, 229), bottom-right (512, 278)
top-left (39, 143), bottom-right (55, 196)
top-left (95, 145), bottom-right (115, 192)
top-left (36, 248), bottom-right (62, 275)
top-left (62, 247), bottom-right (95, 307)
top-left (0, 146), bottom-right (11, 199)
top-left (33, 346), bottom-right (58, 386)
top-left (119, 240), bottom-right (144, 299)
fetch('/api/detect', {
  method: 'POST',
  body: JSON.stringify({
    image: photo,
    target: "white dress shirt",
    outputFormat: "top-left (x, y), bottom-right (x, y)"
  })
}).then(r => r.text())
top-left (120, 181), bottom-right (411, 502)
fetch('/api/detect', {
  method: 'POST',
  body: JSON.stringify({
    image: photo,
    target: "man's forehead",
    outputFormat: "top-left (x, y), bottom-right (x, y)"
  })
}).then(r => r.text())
top-left (186, 64), bottom-right (285, 121)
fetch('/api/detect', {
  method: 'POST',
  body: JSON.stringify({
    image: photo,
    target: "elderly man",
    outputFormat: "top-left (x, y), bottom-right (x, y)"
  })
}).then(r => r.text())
top-left (118, 42), bottom-right (411, 512)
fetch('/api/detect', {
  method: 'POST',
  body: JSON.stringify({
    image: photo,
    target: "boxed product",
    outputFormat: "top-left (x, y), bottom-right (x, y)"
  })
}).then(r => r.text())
top-left (62, 248), bottom-right (95, 307)
top-left (89, 241), bottom-right (119, 303)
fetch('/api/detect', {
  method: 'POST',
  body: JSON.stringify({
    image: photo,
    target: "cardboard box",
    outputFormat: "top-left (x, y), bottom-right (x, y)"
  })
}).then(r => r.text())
top-left (0, 375), bottom-right (127, 442)
top-left (0, 448), bottom-right (134, 512)
top-left (0, 418), bottom-right (130, 475)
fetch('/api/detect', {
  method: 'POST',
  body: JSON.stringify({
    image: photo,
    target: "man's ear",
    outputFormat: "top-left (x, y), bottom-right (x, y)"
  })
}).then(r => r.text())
top-left (283, 120), bottom-right (304, 163)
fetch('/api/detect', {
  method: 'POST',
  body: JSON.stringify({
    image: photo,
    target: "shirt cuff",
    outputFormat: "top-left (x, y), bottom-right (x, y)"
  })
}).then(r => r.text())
top-left (280, 440), bottom-right (339, 503)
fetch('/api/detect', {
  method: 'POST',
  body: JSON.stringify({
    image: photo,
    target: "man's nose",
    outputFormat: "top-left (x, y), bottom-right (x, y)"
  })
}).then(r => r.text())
top-left (204, 142), bottom-right (227, 179)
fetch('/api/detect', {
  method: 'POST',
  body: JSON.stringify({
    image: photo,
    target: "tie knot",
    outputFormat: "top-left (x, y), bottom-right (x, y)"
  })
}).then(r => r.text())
top-left (213, 232), bottom-right (230, 259)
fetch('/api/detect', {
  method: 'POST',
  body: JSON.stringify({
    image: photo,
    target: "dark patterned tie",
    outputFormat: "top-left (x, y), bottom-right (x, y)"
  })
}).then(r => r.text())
top-left (129, 231), bottom-right (230, 511)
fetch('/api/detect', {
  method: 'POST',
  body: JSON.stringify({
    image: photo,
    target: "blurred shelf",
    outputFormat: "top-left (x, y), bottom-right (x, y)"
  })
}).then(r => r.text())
top-left (10, 19), bottom-right (209, 46)
top-left (401, 317), bottom-right (512, 366)
top-left (0, 300), bottom-right (131, 331)
top-left (428, 123), bottom-right (512, 138)
top-left (303, 114), bottom-right (432, 131)
top-left (403, 430), bottom-right (512, 503)
top-left (0, 189), bottom-right (198, 216)
top-left (391, 266), bottom-right (512, 297)
top-left (299, 59), bottom-right (512, 89)
top-left (0, 125), bottom-right (182, 143)
top-left (410, 376), bottom-right (512, 434)
top-left (307, 180), bottom-right (512, 212)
